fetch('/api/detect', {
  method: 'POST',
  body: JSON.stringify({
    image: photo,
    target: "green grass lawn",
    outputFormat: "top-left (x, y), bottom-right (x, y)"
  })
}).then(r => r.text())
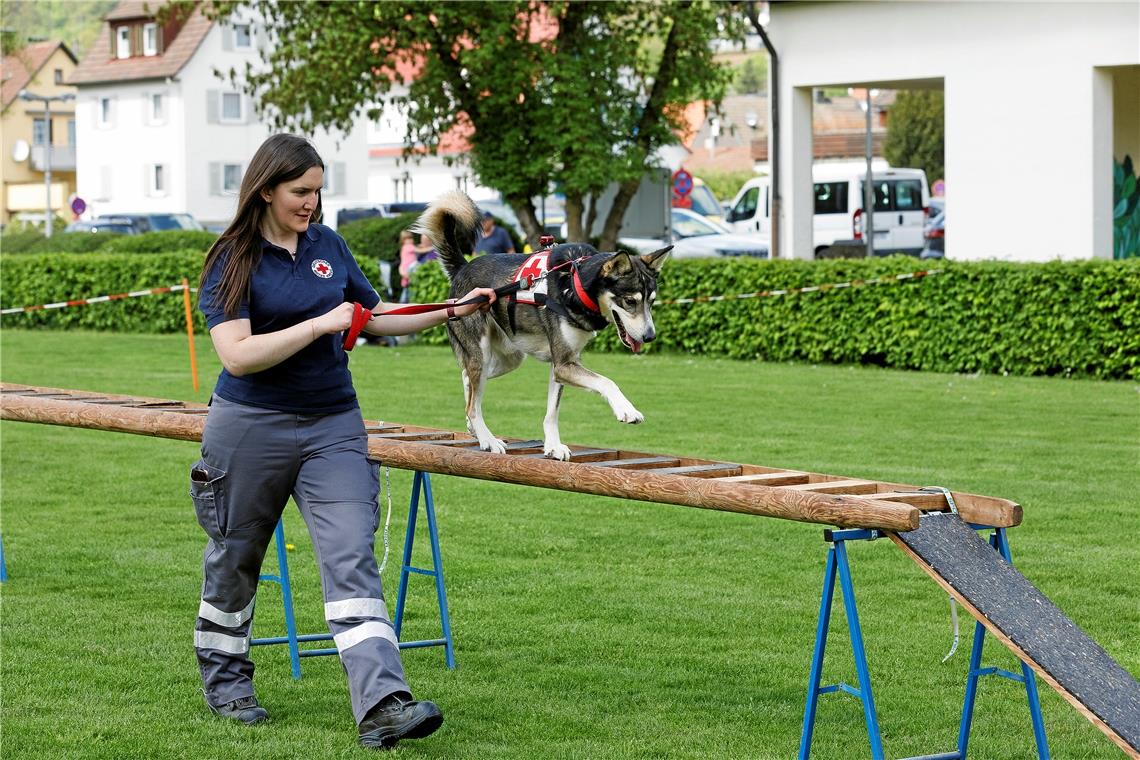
top-left (1, 329), bottom-right (1137, 759)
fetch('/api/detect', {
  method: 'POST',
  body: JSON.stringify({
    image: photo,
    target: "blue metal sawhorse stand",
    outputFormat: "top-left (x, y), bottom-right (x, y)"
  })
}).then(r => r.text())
top-left (251, 469), bottom-right (456, 678)
top-left (798, 525), bottom-right (1049, 760)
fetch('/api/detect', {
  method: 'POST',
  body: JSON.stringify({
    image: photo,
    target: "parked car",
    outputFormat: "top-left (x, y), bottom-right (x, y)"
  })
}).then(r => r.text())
top-left (322, 201), bottom-right (386, 230)
top-left (97, 213), bottom-right (204, 232)
top-left (920, 210), bottom-right (945, 259)
top-left (64, 218), bottom-right (142, 235)
top-left (725, 163), bottom-right (930, 256)
top-left (620, 208), bottom-right (769, 259)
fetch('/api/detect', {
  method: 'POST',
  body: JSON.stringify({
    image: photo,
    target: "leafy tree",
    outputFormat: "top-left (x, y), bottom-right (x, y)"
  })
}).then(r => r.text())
top-left (0, 0), bottom-right (116, 59)
top-left (884, 90), bottom-right (944, 185)
top-left (204, 1), bottom-right (741, 249)
top-left (732, 55), bottom-right (766, 95)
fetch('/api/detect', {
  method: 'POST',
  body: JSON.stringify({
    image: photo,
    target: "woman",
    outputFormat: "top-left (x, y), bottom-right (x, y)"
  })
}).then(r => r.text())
top-left (192, 134), bottom-right (493, 749)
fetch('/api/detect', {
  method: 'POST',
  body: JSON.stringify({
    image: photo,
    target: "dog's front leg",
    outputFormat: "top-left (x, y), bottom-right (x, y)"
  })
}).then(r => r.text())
top-left (462, 367), bottom-right (507, 455)
top-left (553, 361), bottom-right (643, 425)
top-left (543, 369), bottom-right (573, 461)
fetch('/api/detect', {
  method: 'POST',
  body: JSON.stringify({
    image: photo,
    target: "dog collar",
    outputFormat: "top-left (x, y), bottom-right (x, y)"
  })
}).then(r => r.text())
top-left (573, 267), bottom-right (600, 313)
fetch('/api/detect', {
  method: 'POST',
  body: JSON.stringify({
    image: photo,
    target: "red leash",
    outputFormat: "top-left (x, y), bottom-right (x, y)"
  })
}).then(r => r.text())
top-left (343, 240), bottom-right (591, 351)
top-left (341, 289), bottom-right (509, 351)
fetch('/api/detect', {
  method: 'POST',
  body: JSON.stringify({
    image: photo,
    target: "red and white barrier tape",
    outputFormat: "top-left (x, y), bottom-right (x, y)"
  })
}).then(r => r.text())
top-left (1, 268), bottom-right (943, 316)
top-left (0, 284), bottom-right (197, 315)
top-left (659, 268), bottom-right (943, 306)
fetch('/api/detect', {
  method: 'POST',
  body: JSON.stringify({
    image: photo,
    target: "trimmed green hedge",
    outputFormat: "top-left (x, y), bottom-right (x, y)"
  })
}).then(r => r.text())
top-left (408, 255), bottom-right (1140, 379)
top-left (1, 229), bottom-right (219, 255)
top-left (3, 251), bottom-right (1137, 379)
top-left (0, 251), bottom-right (208, 333)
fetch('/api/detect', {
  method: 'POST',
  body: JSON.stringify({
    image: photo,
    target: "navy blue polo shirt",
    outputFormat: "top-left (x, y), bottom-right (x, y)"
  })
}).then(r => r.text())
top-left (199, 223), bottom-right (380, 414)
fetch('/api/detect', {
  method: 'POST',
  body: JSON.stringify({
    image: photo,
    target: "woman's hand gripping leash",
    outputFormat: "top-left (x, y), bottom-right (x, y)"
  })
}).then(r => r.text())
top-left (341, 287), bottom-right (499, 351)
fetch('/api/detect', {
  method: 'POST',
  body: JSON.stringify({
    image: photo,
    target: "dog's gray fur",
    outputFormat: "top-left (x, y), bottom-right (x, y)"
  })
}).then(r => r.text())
top-left (413, 191), bottom-right (670, 460)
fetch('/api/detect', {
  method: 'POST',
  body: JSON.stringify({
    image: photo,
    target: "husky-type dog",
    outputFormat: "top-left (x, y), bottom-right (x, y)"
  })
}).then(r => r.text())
top-left (414, 191), bottom-right (670, 461)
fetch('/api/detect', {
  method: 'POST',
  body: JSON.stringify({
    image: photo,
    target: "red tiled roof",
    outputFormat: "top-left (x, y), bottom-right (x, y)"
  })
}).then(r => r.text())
top-left (69, 1), bottom-right (213, 86)
top-left (1, 40), bottom-right (76, 109)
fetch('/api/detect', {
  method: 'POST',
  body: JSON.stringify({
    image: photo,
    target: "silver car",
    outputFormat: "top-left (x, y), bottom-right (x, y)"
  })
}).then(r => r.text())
top-left (621, 208), bottom-right (769, 259)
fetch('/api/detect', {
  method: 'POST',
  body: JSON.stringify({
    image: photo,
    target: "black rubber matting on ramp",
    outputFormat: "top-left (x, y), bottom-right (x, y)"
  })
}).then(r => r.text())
top-left (894, 512), bottom-right (1140, 753)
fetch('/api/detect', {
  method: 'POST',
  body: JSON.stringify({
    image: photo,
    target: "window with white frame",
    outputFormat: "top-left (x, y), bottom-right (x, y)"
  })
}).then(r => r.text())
top-left (98, 97), bottom-right (114, 128)
top-left (219, 92), bottom-right (243, 123)
top-left (222, 163), bottom-right (242, 194)
top-left (116, 26), bottom-right (131, 59)
top-left (143, 23), bottom-right (158, 56)
top-left (150, 164), bottom-right (167, 196)
top-left (150, 93), bottom-right (165, 123)
top-left (233, 23), bottom-right (252, 49)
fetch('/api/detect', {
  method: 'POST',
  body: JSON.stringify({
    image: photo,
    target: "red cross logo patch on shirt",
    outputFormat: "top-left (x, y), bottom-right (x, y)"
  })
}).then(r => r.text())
top-left (312, 259), bottom-right (333, 279)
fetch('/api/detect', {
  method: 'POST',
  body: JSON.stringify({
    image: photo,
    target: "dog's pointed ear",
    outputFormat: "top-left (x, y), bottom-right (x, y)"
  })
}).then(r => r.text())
top-left (641, 246), bottom-right (672, 274)
top-left (602, 251), bottom-right (635, 277)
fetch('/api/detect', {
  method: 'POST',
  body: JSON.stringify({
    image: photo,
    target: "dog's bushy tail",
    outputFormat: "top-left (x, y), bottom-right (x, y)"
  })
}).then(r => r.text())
top-left (411, 191), bottom-right (481, 281)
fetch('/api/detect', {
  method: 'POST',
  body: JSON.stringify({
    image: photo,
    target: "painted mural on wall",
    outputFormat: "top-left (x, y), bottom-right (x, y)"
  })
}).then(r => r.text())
top-left (1114, 155), bottom-right (1140, 259)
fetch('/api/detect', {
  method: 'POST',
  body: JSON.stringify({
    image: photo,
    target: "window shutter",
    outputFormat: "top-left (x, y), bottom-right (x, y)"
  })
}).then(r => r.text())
top-left (245, 95), bottom-right (257, 125)
top-left (206, 90), bottom-right (218, 124)
top-left (333, 162), bottom-right (346, 196)
top-left (141, 90), bottom-right (149, 123)
top-left (209, 162), bottom-right (222, 195)
top-left (221, 26), bottom-right (233, 51)
top-left (98, 165), bottom-right (112, 201)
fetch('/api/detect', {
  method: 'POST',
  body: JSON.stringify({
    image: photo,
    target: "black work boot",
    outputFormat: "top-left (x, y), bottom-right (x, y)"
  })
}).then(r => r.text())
top-left (208, 695), bottom-right (269, 725)
top-left (358, 693), bottom-right (443, 749)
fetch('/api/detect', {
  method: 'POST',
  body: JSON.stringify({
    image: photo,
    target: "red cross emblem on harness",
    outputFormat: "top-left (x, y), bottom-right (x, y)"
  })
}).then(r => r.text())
top-left (516, 254), bottom-right (547, 289)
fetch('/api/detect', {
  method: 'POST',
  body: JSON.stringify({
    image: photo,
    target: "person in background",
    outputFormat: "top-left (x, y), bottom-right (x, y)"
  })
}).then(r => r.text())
top-left (474, 210), bottom-right (515, 255)
top-left (397, 230), bottom-right (418, 302)
top-left (193, 133), bottom-right (495, 750)
top-left (415, 233), bottom-right (438, 264)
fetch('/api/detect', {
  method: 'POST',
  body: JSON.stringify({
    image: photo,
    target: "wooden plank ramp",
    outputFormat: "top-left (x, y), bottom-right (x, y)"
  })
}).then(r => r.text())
top-left (891, 513), bottom-right (1140, 758)
top-left (1, 383), bottom-right (1019, 531)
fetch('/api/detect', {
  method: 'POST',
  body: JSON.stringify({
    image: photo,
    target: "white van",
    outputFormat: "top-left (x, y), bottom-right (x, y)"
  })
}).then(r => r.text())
top-left (725, 164), bottom-right (931, 256)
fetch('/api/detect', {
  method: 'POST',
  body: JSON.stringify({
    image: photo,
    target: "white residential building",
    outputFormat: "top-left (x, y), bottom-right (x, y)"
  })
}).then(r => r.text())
top-left (766, 1), bottom-right (1140, 261)
top-left (69, 1), bottom-right (366, 230)
top-left (364, 96), bottom-right (494, 205)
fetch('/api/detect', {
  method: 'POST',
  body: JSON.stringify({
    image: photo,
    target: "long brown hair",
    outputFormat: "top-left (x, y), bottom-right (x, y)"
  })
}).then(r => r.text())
top-left (200, 134), bottom-right (325, 317)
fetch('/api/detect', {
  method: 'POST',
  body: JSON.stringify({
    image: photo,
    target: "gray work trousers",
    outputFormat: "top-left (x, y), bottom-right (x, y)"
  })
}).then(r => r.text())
top-left (190, 395), bottom-right (409, 724)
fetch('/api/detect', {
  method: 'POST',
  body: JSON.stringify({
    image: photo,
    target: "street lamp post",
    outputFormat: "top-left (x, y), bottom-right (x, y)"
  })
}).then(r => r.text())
top-left (19, 89), bottom-right (75, 238)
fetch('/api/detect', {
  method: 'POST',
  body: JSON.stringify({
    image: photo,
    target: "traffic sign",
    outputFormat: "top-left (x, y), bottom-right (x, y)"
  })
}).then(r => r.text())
top-left (672, 169), bottom-right (693, 197)
top-left (71, 195), bottom-right (87, 215)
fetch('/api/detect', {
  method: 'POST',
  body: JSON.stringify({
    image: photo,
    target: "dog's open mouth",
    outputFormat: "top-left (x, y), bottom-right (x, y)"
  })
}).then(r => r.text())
top-left (613, 314), bottom-right (642, 353)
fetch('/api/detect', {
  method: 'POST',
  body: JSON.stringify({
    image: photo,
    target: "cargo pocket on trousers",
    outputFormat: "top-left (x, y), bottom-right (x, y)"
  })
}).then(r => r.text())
top-left (190, 460), bottom-right (227, 541)
top-left (369, 460), bottom-right (382, 533)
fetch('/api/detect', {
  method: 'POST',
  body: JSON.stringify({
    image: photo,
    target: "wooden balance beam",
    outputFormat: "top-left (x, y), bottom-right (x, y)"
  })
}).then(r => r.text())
top-left (3, 383), bottom-right (1136, 755)
top-left (0, 383), bottom-right (1022, 531)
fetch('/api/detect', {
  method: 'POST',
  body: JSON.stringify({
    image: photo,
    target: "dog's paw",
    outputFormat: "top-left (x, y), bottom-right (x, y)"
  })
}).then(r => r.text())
top-left (612, 400), bottom-right (644, 425)
top-left (544, 443), bottom-right (573, 461)
top-left (480, 436), bottom-right (508, 455)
